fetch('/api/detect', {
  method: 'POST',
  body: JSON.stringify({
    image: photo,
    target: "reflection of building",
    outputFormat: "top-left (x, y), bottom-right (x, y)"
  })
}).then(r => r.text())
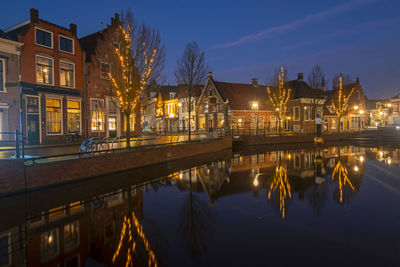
top-left (6, 8), bottom-right (85, 144)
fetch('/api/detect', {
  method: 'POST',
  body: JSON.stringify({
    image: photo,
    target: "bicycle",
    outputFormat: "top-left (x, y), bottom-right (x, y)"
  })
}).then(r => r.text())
top-left (64, 132), bottom-right (82, 143)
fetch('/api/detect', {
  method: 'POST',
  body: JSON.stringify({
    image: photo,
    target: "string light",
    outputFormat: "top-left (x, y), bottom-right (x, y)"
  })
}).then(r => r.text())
top-left (267, 164), bottom-right (291, 219)
top-left (332, 160), bottom-right (355, 203)
top-left (331, 76), bottom-right (354, 128)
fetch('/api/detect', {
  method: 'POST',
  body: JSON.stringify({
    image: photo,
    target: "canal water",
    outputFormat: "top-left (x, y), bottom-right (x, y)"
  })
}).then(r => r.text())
top-left (1, 145), bottom-right (400, 266)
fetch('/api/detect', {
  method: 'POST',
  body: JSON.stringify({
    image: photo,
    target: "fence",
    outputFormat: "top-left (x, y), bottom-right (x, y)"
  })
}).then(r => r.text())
top-left (0, 130), bottom-right (25, 158)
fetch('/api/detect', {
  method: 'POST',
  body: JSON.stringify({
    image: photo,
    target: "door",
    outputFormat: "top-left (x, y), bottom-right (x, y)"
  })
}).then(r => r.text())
top-left (27, 114), bottom-right (39, 145)
top-left (108, 117), bottom-right (117, 137)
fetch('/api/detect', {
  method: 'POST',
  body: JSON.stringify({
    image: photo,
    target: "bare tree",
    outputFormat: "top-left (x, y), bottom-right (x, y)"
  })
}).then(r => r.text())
top-left (332, 73), bottom-right (353, 89)
top-left (307, 64), bottom-right (327, 90)
top-left (175, 41), bottom-right (208, 141)
top-left (107, 9), bottom-right (165, 147)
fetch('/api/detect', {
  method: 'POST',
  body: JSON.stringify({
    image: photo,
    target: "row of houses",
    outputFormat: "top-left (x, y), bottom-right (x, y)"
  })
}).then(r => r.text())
top-left (147, 72), bottom-right (400, 134)
top-left (0, 9), bottom-right (138, 145)
top-left (1, 8), bottom-right (399, 145)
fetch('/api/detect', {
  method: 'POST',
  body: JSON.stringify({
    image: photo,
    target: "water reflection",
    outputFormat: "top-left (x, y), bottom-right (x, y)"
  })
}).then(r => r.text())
top-left (1, 145), bottom-right (400, 266)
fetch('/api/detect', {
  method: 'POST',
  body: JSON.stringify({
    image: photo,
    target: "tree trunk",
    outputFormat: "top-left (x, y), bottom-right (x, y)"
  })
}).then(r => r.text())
top-left (126, 112), bottom-right (131, 148)
top-left (338, 115), bottom-right (341, 133)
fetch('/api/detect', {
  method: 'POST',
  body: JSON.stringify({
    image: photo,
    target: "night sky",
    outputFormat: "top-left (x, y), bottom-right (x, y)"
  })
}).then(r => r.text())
top-left (1, 0), bottom-right (399, 98)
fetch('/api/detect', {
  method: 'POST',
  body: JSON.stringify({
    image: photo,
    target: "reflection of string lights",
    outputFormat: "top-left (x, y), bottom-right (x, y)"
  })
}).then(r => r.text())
top-left (268, 165), bottom-right (291, 219)
top-left (359, 156), bottom-right (364, 163)
top-left (354, 166), bottom-right (359, 172)
top-left (332, 161), bottom-right (355, 203)
top-left (113, 211), bottom-right (158, 266)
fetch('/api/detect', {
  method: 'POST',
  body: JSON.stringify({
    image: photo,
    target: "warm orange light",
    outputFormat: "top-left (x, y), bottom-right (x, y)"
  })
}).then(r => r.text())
top-left (359, 110), bottom-right (364, 114)
top-left (354, 105), bottom-right (359, 110)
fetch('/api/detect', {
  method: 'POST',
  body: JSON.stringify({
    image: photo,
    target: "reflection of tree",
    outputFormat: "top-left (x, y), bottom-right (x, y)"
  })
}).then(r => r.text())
top-left (178, 169), bottom-right (214, 259)
top-left (267, 163), bottom-right (292, 219)
top-left (112, 210), bottom-right (158, 266)
top-left (332, 160), bottom-right (354, 204)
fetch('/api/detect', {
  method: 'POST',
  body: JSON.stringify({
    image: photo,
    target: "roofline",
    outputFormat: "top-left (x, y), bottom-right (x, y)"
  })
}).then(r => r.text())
top-left (5, 20), bottom-right (30, 33)
top-left (0, 37), bottom-right (24, 47)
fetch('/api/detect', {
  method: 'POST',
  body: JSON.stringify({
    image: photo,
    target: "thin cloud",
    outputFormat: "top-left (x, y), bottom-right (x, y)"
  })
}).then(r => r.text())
top-left (280, 16), bottom-right (400, 51)
top-left (213, 0), bottom-right (379, 49)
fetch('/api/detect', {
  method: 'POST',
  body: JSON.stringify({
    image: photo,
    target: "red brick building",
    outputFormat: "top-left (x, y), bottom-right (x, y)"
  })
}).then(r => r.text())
top-left (80, 13), bottom-right (141, 138)
top-left (5, 8), bottom-right (85, 144)
top-left (197, 73), bottom-right (273, 133)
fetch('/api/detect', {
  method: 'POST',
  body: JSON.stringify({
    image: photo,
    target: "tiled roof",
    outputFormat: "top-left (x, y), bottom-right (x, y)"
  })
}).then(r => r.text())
top-left (286, 80), bottom-right (326, 99)
top-left (213, 81), bottom-right (268, 110)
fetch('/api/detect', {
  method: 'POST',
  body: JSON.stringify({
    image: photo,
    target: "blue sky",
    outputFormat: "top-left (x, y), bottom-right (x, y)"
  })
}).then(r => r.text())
top-left (1, 0), bottom-right (399, 98)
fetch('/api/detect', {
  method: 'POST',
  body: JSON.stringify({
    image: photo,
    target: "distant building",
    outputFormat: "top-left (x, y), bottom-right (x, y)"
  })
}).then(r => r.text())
top-left (5, 8), bottom-right (85, 144)
top-left (324, 78), bottom-right (367, 131)
top-left (389, 93), bottom-right (400, 125)
top-left (0, 30), bottom-right (23, 143)
top-left (366, 98), bottom-right (391, 127)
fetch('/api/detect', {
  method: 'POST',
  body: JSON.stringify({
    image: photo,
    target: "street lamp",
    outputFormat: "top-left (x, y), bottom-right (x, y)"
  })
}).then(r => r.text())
top-left (354, 105), bottom-right (359, 110)
top-left (359, 110), bottom-right (364, 114)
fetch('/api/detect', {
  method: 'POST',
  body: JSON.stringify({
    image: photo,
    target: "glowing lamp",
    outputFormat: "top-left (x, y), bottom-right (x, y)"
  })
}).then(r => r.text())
top-left (354, 166), bottom-right (359, 172)
top-left (359, 110), bottom-right (364, 114)
top-left (359, 156), bottom-right (364, 163)
top-left (253, 177), bottom-right (259, 187)
top-left (252, 102), bottom-right (258, 109)
top-left (354, 105), bottom-right (359, 110)
top-left (178, 103), bottom-right (182, 107)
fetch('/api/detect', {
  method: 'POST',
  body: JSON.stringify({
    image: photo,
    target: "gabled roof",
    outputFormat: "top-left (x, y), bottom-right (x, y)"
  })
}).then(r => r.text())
top-left (158, 84), bottom-right (202, 101)
top-left (5, 22), bottom-right (30, 41)
top-left (79, 30), bottom-right (104, 62)
top-left (286, 80), bottom-right (326, 99)
top-left (213, 81), bottom-right (268, 110)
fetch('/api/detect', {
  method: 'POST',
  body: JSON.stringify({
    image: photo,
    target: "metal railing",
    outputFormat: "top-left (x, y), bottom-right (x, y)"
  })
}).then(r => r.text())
top-left (24, 135), bottom-right (225, 165)
top-left (0, 130), bottom-right (26, 158)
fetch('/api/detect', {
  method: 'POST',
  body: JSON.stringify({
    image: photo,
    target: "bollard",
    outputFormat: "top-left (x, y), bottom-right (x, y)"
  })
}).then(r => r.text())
top-left (15, 129), bottom-right (20, 158)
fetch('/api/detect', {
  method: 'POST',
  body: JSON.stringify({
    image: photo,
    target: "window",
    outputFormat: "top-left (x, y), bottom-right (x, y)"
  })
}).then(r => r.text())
top-left (113, 42), bottom-right (120, 51)
top-left (36, 28), bottom-right (52, 48)
top-left (41, 229), bottom-right (59, 262)
top-left (311, 106), bottom-right (315, 120)
top-left (294, 106), bottom-right (300, 121)
top-left (36, 56), bottom-right (53, 84)
top-left (91, 99), bottom-right (105, 131)
top-left (124, 114), bottom-right (135, 131)
top-left (0, 58), bottom-right (5, 92)
top-left (67, 100), bottom-right (80, 133)
top-left (209, 89), bottom-right (213, 96)
top-left (0, 234), bottom-right (10, 266)
top-left (60, 61), bottom-right (74, 87)
top-left (27, 96), bottom-right (39, 113)
top-left (64, 221), bottom-right (79, 252)
top-left (46, 98), bottom-right (62, 134)
top-left (317, 107), bottom-right (323, 117)
top-left (101, 63), bottom-right (110, 79)
top-left (108, 101), bottom-right (117, 114)
top-left (169, 92), bottom-right (176, 99)
top-left (59, 36), bottom-right (74, 53)
top-left (304, 106), bottom-right (310, 121)
top-left (167, 103), bottom-right (175, 117)
top-left (109, 117), bottom-right (116, 131)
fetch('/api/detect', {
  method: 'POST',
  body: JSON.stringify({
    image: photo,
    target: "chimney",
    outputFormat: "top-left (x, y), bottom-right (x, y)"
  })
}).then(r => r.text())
top-left (356, 77), bottom-right (360, 85)
top-left (251, 78), bottom-right (258, 86)
top-left (30, 8), bottom-right (39, 22)
top-left (208, 72), bottom-right (213, 78)
top-left (69, 23), bottom-right (77, 36)
top-left (297, 73), bottom-right (304, 81)
top-left (112, 13), bottom-right (120, 26)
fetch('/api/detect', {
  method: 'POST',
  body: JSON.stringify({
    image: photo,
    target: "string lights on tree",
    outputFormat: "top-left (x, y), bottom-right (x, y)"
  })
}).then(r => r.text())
top-left (331, 76), bottom-right (354, 132)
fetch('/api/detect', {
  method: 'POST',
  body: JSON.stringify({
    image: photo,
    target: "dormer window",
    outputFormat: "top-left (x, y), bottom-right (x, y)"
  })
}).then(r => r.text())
top-left (204, 102), bottom-right (209, 113)
top-left (169, 92), bottom-right (176, 99)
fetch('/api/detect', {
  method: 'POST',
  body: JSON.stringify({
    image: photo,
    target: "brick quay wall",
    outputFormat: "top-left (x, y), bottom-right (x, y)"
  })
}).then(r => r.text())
top-left (0, 136), bottom-right (232, 197)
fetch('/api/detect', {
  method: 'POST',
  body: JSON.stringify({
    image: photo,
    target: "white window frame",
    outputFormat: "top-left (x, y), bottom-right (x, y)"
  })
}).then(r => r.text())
top-left (66, 98), bottom-right (82, 134)
top-left (45, 96), bottom-right (63, 135)
top-left (293, 106), bottom-right (300, 121)
top-left (58, 35), bottom-right (74, 54)
top-left (304, 106), bottom-right (310, 121)
top-left (35, 55), bottom-right (54, 86)
top-left (35, 27), bottom-right (53, 49)
top-left (40, 228), bottom-right (59, 263)
top-left (100, 62), bottom-right (111, 80)
top-left (0, 58), bottom-right (6, 93)
top-left (59, 60), bottom-right (75, 88)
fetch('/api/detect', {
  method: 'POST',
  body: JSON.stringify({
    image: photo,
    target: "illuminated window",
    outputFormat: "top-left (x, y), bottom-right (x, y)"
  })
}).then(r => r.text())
top-left (59, 36), bottom-right (73, 53)
top-left (124, 114), bottom-right (135, 131)
top-left (41, 229), bottom-right (59, 262)
top-left (67, 100), bottom-right (80, 133)
top-left (101, 63), bottom-right (110, 79)
top-left (108, 117), bottom-right (116, 131)
top-left (294, 106), bottom-right (300, 121)
top-left (167, 104), bottom-right (175, 117)
top-left (0, 58), bottom-right (5, 92)
top-left (36, 56), bottom-right (53, 84)
top-left (91, 99), bottom-right (105, 131)
top-left (64, 221), bottom-right (79, 252)
top-left (60, 61), bottom-right (74, 87)
top-left (304, 106), bottom-right (310, 121)
top-left (35, 28), bottom-right (52, 48)
top-left (46, 98), bottom-right (62, 134)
